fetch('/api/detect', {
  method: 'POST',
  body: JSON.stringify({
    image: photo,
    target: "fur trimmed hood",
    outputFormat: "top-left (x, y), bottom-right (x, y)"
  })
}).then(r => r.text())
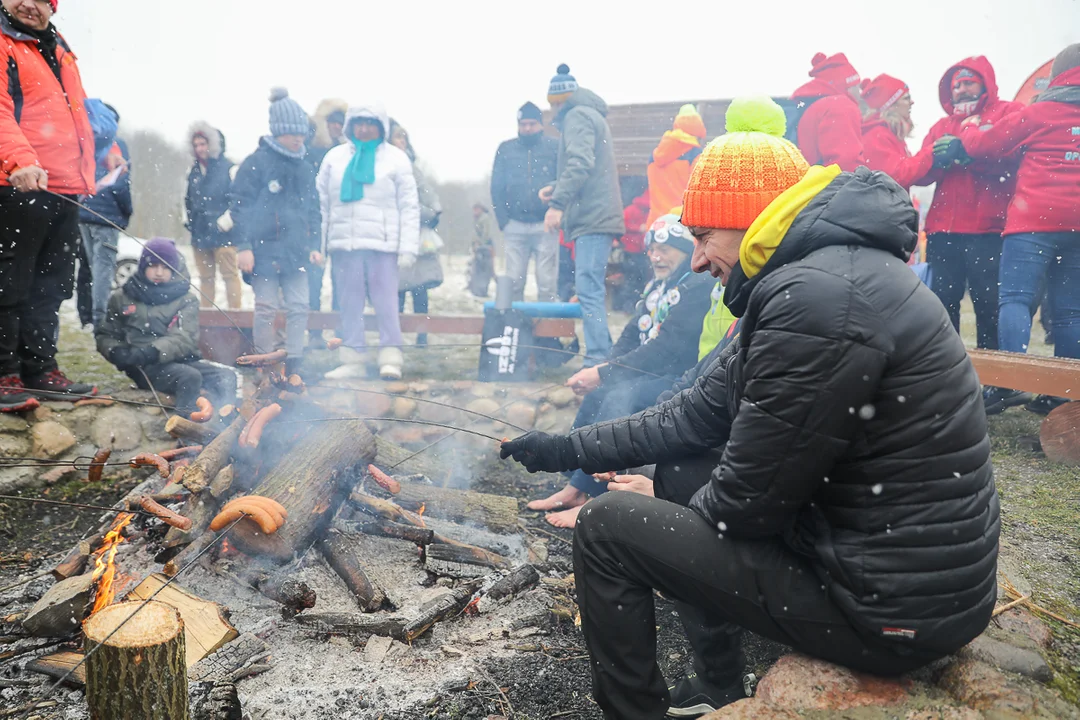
top-left (311, 98), bottom-right (349, 149)
top-left (188, 121), bottom-right (223, 159)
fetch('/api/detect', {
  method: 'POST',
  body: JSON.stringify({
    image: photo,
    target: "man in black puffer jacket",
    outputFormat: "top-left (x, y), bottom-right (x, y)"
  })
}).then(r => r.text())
top-left (500, 98), bottom-right (998, 720)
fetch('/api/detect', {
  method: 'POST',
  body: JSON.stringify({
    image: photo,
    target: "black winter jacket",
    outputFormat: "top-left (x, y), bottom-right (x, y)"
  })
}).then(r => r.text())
top-left (598, 257), bottom-right (713, 385)
top-left (186, 155), bottom-right (235, 249)
top-left (566, 168), bottom-right (998, 656)
top-left (490, 134), bottom-right (559, 230)
top-left (230, 139), bottom-right (321, 276)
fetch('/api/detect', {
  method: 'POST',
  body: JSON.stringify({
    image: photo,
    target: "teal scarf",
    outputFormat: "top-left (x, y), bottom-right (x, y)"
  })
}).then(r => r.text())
top-left (340, 139), bottom-right (380, 202)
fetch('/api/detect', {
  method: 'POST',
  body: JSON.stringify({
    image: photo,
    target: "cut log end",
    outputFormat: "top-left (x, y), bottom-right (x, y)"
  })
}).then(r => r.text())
top-left (83, 599), bottom-right (182, 649)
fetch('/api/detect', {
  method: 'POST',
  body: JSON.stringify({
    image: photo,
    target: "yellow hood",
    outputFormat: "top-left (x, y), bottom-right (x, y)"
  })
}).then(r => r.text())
top-left (739, 165), bottom-right (842, 278)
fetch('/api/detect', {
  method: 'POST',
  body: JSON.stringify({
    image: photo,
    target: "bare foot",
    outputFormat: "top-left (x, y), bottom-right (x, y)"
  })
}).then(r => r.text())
top-left (527, 485), bottom-right (587, 512)
top-left (546, 505), bottom-right (583, 528)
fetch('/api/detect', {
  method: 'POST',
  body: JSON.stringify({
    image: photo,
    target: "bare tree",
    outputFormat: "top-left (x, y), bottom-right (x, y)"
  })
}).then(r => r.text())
top-left (122, 128), bottom-right (190, 242)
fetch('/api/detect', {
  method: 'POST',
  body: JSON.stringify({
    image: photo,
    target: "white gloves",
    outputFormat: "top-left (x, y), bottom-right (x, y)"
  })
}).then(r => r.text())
top-left (399, 252), bottom-right (417, 270)
top-left (216, 210), bottom-right (234, 233)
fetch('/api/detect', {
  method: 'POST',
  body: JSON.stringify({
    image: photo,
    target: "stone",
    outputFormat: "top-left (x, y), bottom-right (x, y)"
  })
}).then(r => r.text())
top-left (905, 709), bottom-right (984, 720)
top-left (533, 410), bottom-right (562, 432)
top-left (465, 398), bottom-right (501, 417)
top-left (701, 699), bottom-right (799, 719)
top-left (936, 656), bottom-right (1037, 715)
top-left (30, 405), bottom-right (55, 422)
top-left (961, 635), bottom-right (1052, 683)
top-left (408, 382), bottom-right (430, 394)
top-left (355, 392), bottom-right (392, 417)
top-left (417, 400), bottom-right (462, 425)
top-left (62, 406), bottom-right (99, 439)
top-left (545, 386), bottom-right (576, 408)
top-left (0, 433), bottom-right (30, 457)
top-left (993, 608), bottom-right (1052, 650)
top-left (470, 384), bottom-right (496, 398)
top-left (30, 420), bottom-right (76, 458)
top-left (504, 401), bottom-right (537, 429)
top-left (384, 381), bottom-right (410, 395)
top-left (755, 654), bottom-right (909, 711)
top-left (384, 426), bottom-right (425, 445)
top-left (143, 405), bottom-right (163, 416)
top-left (451, 380), bottom-right (473, 391)
top-left (392, 397), bottom-right (418, 419)
top-left (90, 407), bottom-right (144, 451)
top-left (0, 414), bottom-right (29, 433)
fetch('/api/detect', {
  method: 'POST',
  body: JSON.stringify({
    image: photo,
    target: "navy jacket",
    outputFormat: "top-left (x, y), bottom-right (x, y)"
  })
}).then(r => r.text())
top-left (80, 138), bottom-right (133, 228)
top-left (490, 134), bottom-right (558, 230)
top-left (186, 155), bottom-right (234, 249)
top-left (230, 138), bottom-right (320, 276)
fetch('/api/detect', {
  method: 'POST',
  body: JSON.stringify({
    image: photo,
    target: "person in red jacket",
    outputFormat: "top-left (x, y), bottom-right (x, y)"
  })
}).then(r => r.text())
top-left (790, 52), bottom-right (865, 170)
top-left (859, 74), bottom-right (933, 190)
top-left (952, 44), bottom-right (1080, 415)
top-left (917, 56), bottom-right (1023, 355)
top-left (0, 0), bottom-right (97, 412)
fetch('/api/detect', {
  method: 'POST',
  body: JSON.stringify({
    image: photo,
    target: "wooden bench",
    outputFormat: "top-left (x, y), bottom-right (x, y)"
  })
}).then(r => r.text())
top-left (967, 350), bottom-right (1080, 399)
top-left (198, 311), bottom-right (576, 365)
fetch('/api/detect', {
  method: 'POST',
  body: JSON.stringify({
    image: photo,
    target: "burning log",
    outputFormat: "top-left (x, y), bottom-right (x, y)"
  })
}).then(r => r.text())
top-left (476, 565), bottom-right (540, 611)
top-left (214, 558), bottom-right (317, 617)
top-left (293, 612), bottom-right (407, 640)
top-left (348, 489), bottom-right (424, 527)
top-left (402, 580), bottom-right (482, 642)
top-left (208, 464), bottom-right (235, 498)
top-left (319, 528), bottom-right (387, 612)
top-left (163, 493), bottom-right (218, 550)
top-left (229, 417), bottom-right (376, 563)
top-left (165, 415), bottom-right (221, 445)
top-left (188, 632), bottom-right (270, 683)
top-left (83, 600), bottom-right (188, 720)
top-left (392, 481), bottom-right (521, 535)
top-left (181, 413), bottom-right (247, 494)
top-left (345, 517), bottom-right (435, 547)
top-left (425, 543), bottom-right (511, 577)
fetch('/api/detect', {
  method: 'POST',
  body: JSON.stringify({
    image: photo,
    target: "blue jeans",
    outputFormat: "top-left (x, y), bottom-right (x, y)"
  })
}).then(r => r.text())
top-left (998, 232), bottom-right (1080, 360)
top-left (79, 224), bottom-right (119, 326)
top-left (573, 234), bottom-right (614, 365)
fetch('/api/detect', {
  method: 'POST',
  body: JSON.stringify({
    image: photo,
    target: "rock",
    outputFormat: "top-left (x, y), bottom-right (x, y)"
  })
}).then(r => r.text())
top-left (545, 386), bottom-right (576, 408)
top-left (0, 414), bottom-right (29, 433)
top-left (392, 397), bottom-right (418, 419)
top-left (356, 392), bottom-right (392, 417)
top-left (30, 405), bottom-right (55, 422)
top-left (451, 380), bottom-right (473, 391)
top-left (755, 654), bottom-right (909, 711)
top-left (533, 410), bottom-right (562, 432)
top-left (90, 407), bottom-right (144, 451)
top-left (993, 608), bottom-right (1052, 650)
top-left (384, 426), bottom-right (425, 445)
top-left (701, 699), bottom-right (799, 719)
top-left (143, 405), bottom-right (163, 416)
top-left (465, 398), bottom-right (501, 417)
top-left (30, 420), bottom-right (76, 458)
top-left (904, 709), bottom-right (983, 720)
top-left (0, 433), bottom-right (30, 457)
top-left (21, 573), bottom-right (94, 637)
top-left (504, 401), bottom-right (537, 429)
top-left (417, 399), bottom-right (461, 425)
top-left (384, 381), bottom-right (410, 395)
top-left (408, 382), bottom-right (430, 394)
top-left (470, 384), bottom-right (496, 398)
top-left (936, 656), bottom-right (1037, 715)
top-left (962, 635), bottom-right (1052, 683)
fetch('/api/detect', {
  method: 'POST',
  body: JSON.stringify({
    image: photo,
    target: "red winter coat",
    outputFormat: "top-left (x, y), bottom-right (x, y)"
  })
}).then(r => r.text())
top-left (791, 78), bottom-right (865, 171)
top-left (620, 192), bottom-right (650, 254)
top-left (860, 120), bottom-right (933, 190)
top-left (0, 14), bottom-right (94, 194)
top-left (959, 65), bottom-right (1080, 236)
top-left (917, 57), bottom-right (1022, 235)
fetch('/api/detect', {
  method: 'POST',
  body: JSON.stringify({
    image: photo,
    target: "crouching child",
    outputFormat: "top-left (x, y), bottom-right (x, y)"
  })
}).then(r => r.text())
top-left (96, 238), bottom-right (237, 419)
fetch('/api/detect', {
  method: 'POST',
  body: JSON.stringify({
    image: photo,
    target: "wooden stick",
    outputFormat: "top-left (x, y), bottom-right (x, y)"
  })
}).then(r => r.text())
top-left (348, 489), bottom-right (425, 527)
top-left (426, 542), bottom-right (510, 571)
top-left (402, 580), bottom-right (482, 642)
top-left (319, 529), bottom-right (387, 612)
top-left (164, 416), bottom-right (221, 445)
top-left (993, 594), bottom-right (1031, 617)
top-left (293, 612), bottom-right (406, 640)
top-left (181, 413), bottom-right (245, 494)
top-left (344, 518), bottom-right (434, 547)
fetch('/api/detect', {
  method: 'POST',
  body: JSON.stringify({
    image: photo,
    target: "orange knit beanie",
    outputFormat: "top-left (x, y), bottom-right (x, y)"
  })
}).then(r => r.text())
top-left (681, 97), bottom-right (810, 230)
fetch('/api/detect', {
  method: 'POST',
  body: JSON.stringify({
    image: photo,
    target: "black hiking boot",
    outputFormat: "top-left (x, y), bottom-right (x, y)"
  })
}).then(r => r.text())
top-left (1024, 394), bottom-right (1069, 416)
top-left (0, 374), bottom-right (40, 413)
top-left (23, 369), bottom-right (97, 398)
top-left (665, 672), bottom-right (748, 718)
top-left (982, 386), bottom-right (1031, 416)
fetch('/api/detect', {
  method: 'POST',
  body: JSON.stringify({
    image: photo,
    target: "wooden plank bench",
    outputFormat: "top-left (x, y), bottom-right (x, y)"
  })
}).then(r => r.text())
top-left (968, 350), bottom-right (1080, 399)
top-left (199, 311), bottom-right (576, 365)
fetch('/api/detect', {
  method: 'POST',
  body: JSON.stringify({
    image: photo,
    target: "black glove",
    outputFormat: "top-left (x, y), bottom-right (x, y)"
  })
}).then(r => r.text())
top-left (132, 346), bottom-right (160, 366)
top-left (499, 431), bottom-right (579, 474)
top-left (932, 135), bottom-right (971, 169)
top-left (108, 346), bottom-right (135, 369)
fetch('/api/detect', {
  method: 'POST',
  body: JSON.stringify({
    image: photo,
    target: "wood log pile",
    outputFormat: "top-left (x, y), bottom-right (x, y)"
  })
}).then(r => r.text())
top-left (10, 368), bottom-right (551, 718)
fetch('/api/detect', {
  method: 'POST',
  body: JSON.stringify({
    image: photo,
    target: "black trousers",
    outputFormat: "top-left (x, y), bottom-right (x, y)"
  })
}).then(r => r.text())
top-left (926, 232), bottom-right (1002, 350)
top-left (0, 189), bottom-right (80, 377)
top-left (573, 488), bottom-right (942, 720)
top-left (130, 360), bottom-right (237, 417)
top-left (76, 235), bottom-right (94, 327)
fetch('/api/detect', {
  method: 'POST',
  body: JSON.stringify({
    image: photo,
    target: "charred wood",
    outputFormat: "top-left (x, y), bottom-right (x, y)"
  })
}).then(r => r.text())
top-left (319, 528), bottom-right (387, 612)
top-left (402, 580), bottom-right (483, 642)
top-left (293, 612), bottom-right (407, 640)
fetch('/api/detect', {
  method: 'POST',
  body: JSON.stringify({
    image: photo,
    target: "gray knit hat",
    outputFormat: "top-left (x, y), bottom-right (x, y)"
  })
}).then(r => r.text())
top-left (268, 88), bottom-right (309, 137)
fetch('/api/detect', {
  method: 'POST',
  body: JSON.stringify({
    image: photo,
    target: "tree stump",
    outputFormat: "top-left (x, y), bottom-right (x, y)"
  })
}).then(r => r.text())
top-left (1040, 401), bottom-right (1080, 466)
top-left (83, 600), bottom-right (189, 720)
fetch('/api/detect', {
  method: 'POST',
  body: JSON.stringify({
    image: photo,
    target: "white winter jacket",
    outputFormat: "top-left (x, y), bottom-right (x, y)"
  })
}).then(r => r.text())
top-left (317, 104), bottom-right (420, 256)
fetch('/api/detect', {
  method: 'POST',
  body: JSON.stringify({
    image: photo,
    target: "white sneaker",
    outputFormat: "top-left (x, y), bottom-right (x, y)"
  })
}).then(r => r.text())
top-left (325, 346), bottom-right (367, 380)
top-left (377, 346), bottom-right (403, 381)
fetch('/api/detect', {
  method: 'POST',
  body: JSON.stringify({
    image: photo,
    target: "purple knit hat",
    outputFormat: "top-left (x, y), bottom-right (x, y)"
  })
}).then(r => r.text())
top-left (139, 238), bottom-right (181, 275)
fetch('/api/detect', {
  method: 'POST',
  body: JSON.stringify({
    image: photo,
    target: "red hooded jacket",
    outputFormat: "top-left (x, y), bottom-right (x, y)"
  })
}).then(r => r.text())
top-left (917, 57), bottom-right (1022, 235)
top-left (861, 120), bottom-right (933, 190)
top-left (959, 65), bottom-right (1080, 235)
top-left (0, 13), bottom-right (94, 194)
top-left (620, 192), bottom-right (650, 254)
top-left (791, 79), bottom-right (865, 171)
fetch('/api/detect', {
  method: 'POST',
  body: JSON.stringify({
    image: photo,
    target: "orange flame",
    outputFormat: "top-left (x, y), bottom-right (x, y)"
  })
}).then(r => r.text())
top-left (90, 513), bottom-right (133, 615)
top-left (416, 503), bottom-right (426, 528)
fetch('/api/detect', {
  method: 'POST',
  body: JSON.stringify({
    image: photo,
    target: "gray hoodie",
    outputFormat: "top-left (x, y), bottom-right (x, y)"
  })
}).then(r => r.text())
top-left (550, 88), bottom-right (626, 241)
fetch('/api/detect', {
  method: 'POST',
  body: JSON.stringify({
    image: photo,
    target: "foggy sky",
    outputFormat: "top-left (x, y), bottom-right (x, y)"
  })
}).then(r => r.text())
top-left (58, 0), bottom-right (1078, 183)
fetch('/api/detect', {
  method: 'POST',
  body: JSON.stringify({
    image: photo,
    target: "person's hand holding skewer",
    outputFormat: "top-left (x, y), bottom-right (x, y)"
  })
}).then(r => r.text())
top-left (500, 431), bottom-right (580, 474)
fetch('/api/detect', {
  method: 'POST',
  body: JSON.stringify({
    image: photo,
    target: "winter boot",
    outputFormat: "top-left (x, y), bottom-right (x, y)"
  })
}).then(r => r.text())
top-left (325, 346), bottom-right (367, 380)
top-left (0, 375), bottom-right (40, 413)
top-left (1024, 394), bottom-right (1069, 416)
top-left (378, 346), bottom-right (403, 381)
top-left (666, 671), bottom-right (749, 717)
top-left (983, 386), bottom-right (1031, 416)
top-left (24, 369), bottom-right (97, 398)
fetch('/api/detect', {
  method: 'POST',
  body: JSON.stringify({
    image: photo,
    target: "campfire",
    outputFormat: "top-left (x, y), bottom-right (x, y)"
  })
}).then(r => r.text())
top-left (10, 360), bottom-right (554, 718)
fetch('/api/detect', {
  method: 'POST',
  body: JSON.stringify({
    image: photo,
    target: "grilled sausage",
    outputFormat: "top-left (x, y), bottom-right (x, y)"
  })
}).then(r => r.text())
top-left (189, 397), bottom-right (214, 423)
top-left (235, 349), bottom-right (288, 367)
top-left (87, 448), bottom-right (111, 483)
top-left (367, 464), bottom-right (401, 495)
top-left (129, 453), bottom-right (170, 478)
top-left (139, 496), bottom-right (193, 531)
top-left (239, 404), bottom-right (282, 449)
